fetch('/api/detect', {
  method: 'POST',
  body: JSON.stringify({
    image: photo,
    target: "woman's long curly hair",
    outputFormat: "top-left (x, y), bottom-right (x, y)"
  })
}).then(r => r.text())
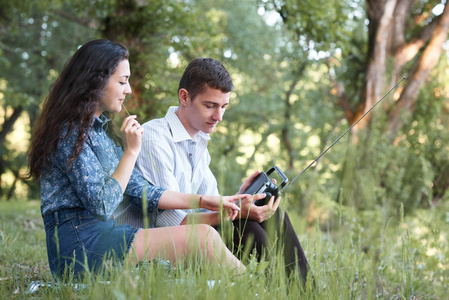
top-left (28, 39), bottom-right (129, 179)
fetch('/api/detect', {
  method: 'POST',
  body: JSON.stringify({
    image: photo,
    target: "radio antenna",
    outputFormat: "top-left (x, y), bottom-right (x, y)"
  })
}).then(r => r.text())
top-left (280, 76), bottom-right (406, 193)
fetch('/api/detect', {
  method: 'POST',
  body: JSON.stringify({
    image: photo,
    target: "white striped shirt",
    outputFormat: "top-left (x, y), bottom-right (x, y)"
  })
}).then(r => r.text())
top-left (114, 106), bottom-right (219, 228)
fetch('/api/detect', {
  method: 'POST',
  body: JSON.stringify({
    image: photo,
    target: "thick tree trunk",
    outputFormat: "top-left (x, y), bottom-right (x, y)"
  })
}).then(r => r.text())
top-left (335, 0), bottom-right (449, 139)
top-left (0, 106), bottom-right (24, 195)
top-left (102, 0), bottom-right (158, 116)
top-left (388, 3), bottom-right (449, 135)
top-left (357, 0), bottom-right (397, 130)
top-left (0, 106), bottom-right (23, 146)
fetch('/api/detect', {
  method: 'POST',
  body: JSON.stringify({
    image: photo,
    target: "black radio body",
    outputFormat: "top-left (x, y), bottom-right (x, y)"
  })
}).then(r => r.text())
top-left (242, 166), bottom-right (288, 206)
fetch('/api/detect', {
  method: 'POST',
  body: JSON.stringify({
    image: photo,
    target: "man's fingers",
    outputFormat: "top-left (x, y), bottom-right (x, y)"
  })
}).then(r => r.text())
top-left (273, 196), bottom-right (281, 211)
top-left (267, 195), bottom-right (274, 209)
top-left (249, 170), bottom-right (261, 180)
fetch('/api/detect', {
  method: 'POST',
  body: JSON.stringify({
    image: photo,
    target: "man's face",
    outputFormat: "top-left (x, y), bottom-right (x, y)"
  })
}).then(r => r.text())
top-left (181, 85), bottom-right (229, 137)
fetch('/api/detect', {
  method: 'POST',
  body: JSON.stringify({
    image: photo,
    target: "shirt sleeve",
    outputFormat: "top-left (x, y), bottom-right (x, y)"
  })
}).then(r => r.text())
top-left (197, 149), bottom-right (220, 196)
top-left (135, 126), bottom-right (188, 227)
top-left (111, 143), bottom-right (165, 216)
top-left (53, 131), bottom-right (165, 221)
top-left (124, 168), bottom-right (166, 216)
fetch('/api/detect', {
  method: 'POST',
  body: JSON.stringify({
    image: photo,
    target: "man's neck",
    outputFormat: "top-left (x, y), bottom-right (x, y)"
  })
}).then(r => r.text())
top-left (175, 107), bottom-right (198, 140)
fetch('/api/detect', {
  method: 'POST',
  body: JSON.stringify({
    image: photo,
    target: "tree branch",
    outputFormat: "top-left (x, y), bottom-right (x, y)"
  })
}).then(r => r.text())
top-left (389, 3), bottom-right (449, 135)
top-left (393, 11), bottom-right (441, 67)
top-left (391, 0), bottom-right (418, 50)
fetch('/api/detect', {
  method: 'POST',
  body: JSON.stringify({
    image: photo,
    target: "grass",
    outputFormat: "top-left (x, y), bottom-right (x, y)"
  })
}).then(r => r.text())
top-left (0, 200), bottom-right (448, 299)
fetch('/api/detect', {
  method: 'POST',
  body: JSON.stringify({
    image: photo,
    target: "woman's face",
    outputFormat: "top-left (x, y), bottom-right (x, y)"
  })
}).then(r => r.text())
top-left (96, 59), bottom-right (132, 116)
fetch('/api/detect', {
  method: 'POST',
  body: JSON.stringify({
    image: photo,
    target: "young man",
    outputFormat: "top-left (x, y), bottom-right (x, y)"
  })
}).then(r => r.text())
top-left (121, 58), bottom-right (310, 281)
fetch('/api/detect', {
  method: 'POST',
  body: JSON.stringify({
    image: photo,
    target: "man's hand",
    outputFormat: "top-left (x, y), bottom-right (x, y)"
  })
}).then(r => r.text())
top-left (237, 194), bottom-right (281, 223)
top-left (237, 170), bottom-right (277, 195)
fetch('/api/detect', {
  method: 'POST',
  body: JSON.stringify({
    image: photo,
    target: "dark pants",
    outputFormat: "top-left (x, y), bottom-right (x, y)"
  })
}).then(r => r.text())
top-left (217, 209), bottom-right (311, 282)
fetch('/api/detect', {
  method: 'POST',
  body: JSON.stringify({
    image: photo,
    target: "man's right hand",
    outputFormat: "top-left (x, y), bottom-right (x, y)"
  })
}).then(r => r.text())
top-left (237, 170), bottom-right (261, 195)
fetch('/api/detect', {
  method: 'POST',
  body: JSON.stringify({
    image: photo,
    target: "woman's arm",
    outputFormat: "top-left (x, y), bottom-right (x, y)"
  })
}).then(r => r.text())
top-left (180, 212), bottom-right (221, 226)
top-left (157, 191), bottom-right (247, 220)
top-left (158, 191), bottom-right (270, 224)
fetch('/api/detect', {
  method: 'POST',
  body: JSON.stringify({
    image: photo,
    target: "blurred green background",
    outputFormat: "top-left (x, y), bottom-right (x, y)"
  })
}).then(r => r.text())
top-left (1, 0), bottom-right (449, 225)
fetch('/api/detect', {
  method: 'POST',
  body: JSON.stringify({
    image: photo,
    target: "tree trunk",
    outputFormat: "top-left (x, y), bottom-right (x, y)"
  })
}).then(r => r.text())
top-left (357, 0), bottom-right (397, 131)
top-left (388, 3), bottom-right (449, 135)
top-left (0, 106), bottom-right (24, 194)
top-left (334, 1), bottom-right (449, 140)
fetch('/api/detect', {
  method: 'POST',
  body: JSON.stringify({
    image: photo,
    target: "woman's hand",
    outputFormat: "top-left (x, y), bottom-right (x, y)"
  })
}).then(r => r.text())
top-left (120, 115), bottom-right (143, 156)
top-left (199, 194), bottom-right (256, 221)
top-left (237, 194), bottom-right (281, 223)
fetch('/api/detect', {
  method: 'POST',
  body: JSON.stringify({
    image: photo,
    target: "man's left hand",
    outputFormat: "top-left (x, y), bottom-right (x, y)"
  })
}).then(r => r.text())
top-left (236, 194), bottom-right (281, 223)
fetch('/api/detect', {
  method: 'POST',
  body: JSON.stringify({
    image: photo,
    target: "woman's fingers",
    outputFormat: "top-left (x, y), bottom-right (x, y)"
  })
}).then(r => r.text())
top-left (121, 115), bottom-right (137, 130)
top-left (120, 115), bottom-right (143, 154)
top-left (222, 196), bottom-right (241, 211)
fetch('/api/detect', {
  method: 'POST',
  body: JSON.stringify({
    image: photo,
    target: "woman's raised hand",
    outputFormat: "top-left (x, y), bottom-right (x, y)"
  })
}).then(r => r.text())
top-left (120, 115), bottom-right (143, 156)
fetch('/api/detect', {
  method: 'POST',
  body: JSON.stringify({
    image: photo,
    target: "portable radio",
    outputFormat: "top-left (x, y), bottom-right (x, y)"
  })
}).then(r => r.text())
top-left (243, 166), bottom-right (288, 206)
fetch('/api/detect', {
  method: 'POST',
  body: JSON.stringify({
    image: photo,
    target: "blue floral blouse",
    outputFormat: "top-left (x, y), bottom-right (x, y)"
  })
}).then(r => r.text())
top-left (40, 114), bottom-right (165, 221)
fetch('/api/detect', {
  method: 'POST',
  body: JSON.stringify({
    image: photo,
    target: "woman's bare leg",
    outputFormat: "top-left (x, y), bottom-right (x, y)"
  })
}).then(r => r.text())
top-left (128, 224), bottom-right (245, 273)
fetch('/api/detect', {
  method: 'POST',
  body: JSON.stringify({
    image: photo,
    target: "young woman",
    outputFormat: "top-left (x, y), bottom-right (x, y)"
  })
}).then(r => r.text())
top-left (28, 39), bottom-right (259, 279)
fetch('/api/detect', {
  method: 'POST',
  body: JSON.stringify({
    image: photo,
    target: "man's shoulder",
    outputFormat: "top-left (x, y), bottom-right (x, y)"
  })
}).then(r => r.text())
top-left (142, 117), bottom-right (171, 136)
top-left (142, 118), bottom-right (173, 143)
top-left (142, 116), bottom-right (167, 128)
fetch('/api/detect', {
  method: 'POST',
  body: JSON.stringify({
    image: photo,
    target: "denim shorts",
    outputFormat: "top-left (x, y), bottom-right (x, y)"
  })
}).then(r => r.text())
top-left (43, 208), bottom-right (140, 279)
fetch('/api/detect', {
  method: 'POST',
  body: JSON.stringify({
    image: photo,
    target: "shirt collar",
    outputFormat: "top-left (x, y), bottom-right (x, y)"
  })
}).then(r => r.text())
top-left (93, 114), bottom-right (110, 131)
top-left (165, 106), bottom-right (211, 143)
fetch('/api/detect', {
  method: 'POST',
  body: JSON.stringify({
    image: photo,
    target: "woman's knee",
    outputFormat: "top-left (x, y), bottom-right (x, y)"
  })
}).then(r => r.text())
top-left (196, 224), bottom-right (220, 240)
top-left (194, 224), bottom-right (223, 251)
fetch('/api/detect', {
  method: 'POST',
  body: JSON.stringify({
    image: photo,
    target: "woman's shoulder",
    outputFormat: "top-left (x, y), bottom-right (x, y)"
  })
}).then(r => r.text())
top-left (55, 121), bottom-right (93, 155)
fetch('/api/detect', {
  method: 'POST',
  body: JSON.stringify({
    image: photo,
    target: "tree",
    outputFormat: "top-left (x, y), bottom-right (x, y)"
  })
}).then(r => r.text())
top-left (257, 0), bottom-right (449, 212)
top-left (0, 0), bottom-right (97, 199)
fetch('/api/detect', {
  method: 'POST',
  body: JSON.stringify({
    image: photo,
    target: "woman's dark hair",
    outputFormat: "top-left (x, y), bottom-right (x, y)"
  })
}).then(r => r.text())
top-left (178, 57), bottom-right (234, 101)
top-left (28, 39), bottom-right (129, 179)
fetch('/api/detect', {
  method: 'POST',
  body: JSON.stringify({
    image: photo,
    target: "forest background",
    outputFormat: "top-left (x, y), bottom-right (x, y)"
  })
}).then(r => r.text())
top-left (1, 0), bottom-right (449, 298)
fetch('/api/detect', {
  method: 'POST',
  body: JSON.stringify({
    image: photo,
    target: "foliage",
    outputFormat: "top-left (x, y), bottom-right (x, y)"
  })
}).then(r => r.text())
top-left (0, 0), bottom-right (98, 199)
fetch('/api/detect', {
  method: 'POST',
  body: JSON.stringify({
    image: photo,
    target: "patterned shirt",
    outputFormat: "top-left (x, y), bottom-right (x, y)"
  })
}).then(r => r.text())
top-left (116, 106), bottom-right (219, 228)
top-left (40, 114), bottom-right (166, 221)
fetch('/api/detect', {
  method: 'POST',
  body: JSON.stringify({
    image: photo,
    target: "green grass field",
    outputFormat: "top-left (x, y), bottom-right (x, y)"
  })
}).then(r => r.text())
top-left (0, 200), bottom-right (448, 299)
